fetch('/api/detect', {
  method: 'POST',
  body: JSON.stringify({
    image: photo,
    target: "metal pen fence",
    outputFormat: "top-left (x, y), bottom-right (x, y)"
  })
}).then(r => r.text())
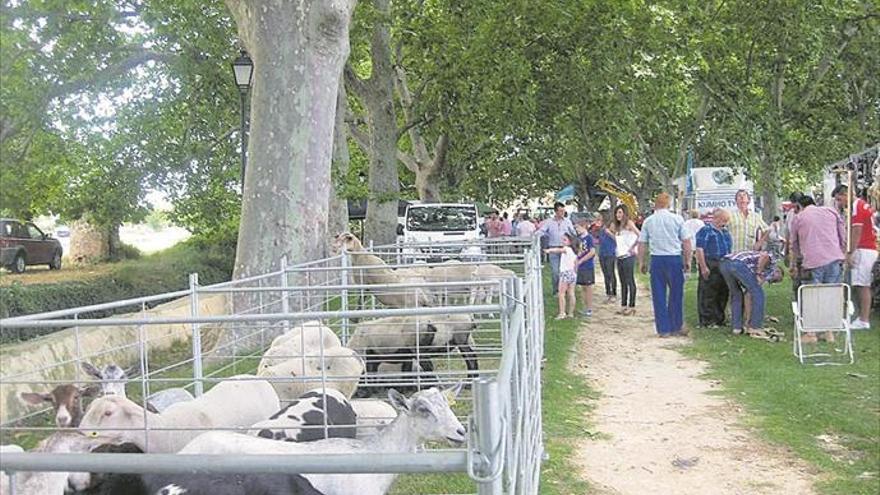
top-left (0, 237), bottom-right (545, 495)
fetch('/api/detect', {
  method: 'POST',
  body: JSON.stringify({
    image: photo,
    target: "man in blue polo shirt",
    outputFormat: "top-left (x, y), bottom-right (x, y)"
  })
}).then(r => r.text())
top-left (637, 192), bottom-right (692, 337)
top-left (695, 209), bottom-right (733, 327)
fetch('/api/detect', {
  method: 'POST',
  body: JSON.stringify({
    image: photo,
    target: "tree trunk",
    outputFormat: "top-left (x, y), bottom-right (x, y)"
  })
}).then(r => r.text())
top-left (225, 0), bottom-right (355, 282)
top-left (362, 0), bottom-right (398, 247)
top-left (328, 83), bottom-right (351, 238)
top-left (415, 167), bottom-right (442, 202)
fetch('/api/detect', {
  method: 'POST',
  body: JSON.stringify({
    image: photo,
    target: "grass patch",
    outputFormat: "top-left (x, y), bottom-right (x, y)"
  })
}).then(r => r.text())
top-left (682, 276), bottom-right (880, 495)
top-left (539, 269), bottom-right (598, 495)
top-left (0, 234), bottom-right (235, 340)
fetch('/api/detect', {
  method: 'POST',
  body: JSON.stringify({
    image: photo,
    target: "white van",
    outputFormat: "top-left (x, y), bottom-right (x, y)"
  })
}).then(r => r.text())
top-left (399, 203), bottom-right (482, 261)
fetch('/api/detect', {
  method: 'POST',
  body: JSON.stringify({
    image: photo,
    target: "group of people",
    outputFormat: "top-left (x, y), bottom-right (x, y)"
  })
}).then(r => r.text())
top-left (483, 210), bottom-right (539, 238)
top-left (537, 185), bottom-right (877, 340)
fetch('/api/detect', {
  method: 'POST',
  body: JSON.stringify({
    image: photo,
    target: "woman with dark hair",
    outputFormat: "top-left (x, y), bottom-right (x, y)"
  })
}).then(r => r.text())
top-left (597, 212), bottom-right (618, 303)
top-left (607, 205), bottom-right (641, 315)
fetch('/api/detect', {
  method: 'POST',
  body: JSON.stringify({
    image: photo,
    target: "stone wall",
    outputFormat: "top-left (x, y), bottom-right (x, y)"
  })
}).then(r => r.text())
top-left (0, 293), bottom-right (229, 424)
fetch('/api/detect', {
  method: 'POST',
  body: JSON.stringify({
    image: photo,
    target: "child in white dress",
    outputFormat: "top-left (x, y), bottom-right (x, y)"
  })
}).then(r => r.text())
top-left (545, 233), bottom-right (580, 319)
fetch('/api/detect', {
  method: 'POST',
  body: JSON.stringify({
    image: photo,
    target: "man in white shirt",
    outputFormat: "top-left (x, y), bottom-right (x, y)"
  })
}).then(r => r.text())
top-left (683, 210), bottom-right (705, 272)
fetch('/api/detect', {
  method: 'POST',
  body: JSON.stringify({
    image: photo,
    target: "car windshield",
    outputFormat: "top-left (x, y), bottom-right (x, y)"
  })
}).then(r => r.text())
top-left (406, 206), bottom-right (477, 232)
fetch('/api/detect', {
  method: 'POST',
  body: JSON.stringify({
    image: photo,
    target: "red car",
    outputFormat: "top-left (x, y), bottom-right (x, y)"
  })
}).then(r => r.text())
top-left (0, 219), bottom-right (63, 273)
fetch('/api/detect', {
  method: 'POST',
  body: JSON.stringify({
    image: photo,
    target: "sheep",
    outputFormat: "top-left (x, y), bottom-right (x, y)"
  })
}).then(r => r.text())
top-left (257, 346), bottom-right (364, 401)
top-left (258, 320), bottom-right (342, 373)
top-left (250, 388), bottom-right (357, 442)
top-left (349, 399), bottom-right (397, 438)
top-left (469, 264), bottom-right (516, 306)
top-left (66, 443), bottom-right (323, 495)
top-left (81, 361), bottom-right (196, 413)
top-left (332, 233), bottom-right (435, 308)
top-left (20, 384), bottom-right (99, 427)
top-left (178, 385), bottom-right (466, 495)
top-left (348, 314), bottom-right (480, 379)
top-left (0, 433), bottom-right (99, 495)
top-left (78, 376), bottom-right (279, 453)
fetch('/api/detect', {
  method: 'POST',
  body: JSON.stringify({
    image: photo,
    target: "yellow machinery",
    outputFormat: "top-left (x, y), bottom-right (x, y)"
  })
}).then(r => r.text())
top-left (596, 179), bottom-right (639, 215)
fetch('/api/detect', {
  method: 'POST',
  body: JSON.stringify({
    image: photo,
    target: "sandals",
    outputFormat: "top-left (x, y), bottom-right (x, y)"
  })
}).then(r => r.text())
top-left (745, 327), bottom-right (785, 342)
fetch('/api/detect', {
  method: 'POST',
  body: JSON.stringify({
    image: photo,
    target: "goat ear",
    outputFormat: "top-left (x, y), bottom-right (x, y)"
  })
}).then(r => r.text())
top-left (81, 385), bottom-right (101, 398)
top-left (443, 382), bottom-right (464, 402)
top-left (81, 362), bottom-right (102, 379)
top-left (20, 392), bottom-right (52, 405)
top-left (388, 389), bottom-right (410, 412)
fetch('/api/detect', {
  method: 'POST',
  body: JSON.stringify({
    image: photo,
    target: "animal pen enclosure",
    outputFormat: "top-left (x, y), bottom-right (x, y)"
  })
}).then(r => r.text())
top-left (0, 237), bottom-right (545, 495)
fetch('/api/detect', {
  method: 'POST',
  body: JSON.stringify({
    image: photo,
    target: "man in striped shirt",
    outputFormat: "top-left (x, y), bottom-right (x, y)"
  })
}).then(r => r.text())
top-left (695, 209), bottom-right (733, 327)
top-left (728, 189), bottom-right (768, 253)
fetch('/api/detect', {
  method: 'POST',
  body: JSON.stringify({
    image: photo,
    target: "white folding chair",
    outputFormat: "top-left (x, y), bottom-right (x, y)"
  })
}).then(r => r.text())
top-left (792, 283), bottom-right (854, 365)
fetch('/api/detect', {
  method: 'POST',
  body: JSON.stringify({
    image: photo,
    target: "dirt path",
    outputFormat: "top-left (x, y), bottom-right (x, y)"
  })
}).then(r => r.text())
top-left (573, 275), bottom-right (818, 494)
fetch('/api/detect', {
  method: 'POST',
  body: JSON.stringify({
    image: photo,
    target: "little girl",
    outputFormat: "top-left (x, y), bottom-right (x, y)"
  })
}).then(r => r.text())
top-left (545, 233), bottom-right (580, 319)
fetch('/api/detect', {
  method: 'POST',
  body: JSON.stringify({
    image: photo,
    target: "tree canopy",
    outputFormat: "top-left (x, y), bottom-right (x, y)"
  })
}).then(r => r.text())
top-left (1, 0), bottom-right (876, 264)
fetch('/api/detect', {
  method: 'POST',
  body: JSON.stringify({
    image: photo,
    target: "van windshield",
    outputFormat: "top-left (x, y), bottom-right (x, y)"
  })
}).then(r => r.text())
top-left (406, 206), bottom-right (477, 232)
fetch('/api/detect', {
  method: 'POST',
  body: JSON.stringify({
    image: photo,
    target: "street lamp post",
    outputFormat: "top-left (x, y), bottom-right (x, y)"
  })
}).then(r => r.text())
top-left (231, 49), bottom-right (254, 188)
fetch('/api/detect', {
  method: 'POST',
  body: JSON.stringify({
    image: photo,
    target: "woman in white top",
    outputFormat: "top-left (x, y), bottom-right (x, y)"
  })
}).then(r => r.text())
top-left (607, 205), bottom-right (641, 315)
top-left (544, 233), bottom-right (580, 319)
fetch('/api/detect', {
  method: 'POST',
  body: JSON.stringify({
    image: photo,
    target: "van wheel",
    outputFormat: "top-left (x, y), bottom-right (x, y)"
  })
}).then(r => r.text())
top-left (10, 253), bottom-right (26, 273)
top-left (49, 251), bottom-right (62, 270)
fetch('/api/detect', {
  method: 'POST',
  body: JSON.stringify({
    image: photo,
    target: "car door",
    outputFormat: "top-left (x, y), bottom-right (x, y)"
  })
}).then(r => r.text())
top-left (25, 223), bottom-right (51, 263)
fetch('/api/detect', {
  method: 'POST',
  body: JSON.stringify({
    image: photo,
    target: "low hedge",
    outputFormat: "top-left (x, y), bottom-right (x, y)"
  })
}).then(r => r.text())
top-left (0, 235), bottom-right (235, 343)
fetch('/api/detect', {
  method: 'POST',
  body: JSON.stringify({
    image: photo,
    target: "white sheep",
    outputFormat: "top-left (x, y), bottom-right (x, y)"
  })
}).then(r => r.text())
top-left (333, 233), bottom-right (435, 308)
top-left (79, 375), bottom-right (279, 453)
top-left (469, 263), bottom-right (517, 306)
top-left (257, 346), bottom-right (364, 401)
top-left (348, 313), bottom-right (480, 378)
top-left (258, 320), bottom-right (342, 372)
top-left (178, 385), bottom-right (465, 495)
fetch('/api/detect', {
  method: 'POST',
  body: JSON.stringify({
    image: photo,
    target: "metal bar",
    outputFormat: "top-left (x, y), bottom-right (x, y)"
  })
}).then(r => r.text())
top-left (280, 255), bottom-right (290, 334)
top-left (189, 273), bottom-right (203, 397)
top-left (474, 378), bottom-right (503, 494)
top-left (284, 260), bottom-right (524, 273)
top-left (0, 304), bottom-right (502, 329)
top-left (196, 279), bottom-right (506, 293)
top-left (0, 452), bottom-right (468, 475)
top-left (340, 250), bottom-right (350, 345)
top-left (2, 290), bottom-right (192, 322)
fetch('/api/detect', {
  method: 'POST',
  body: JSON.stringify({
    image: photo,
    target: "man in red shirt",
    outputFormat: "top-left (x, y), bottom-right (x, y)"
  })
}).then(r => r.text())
top-left (834, 185), bottom-right (878, 329)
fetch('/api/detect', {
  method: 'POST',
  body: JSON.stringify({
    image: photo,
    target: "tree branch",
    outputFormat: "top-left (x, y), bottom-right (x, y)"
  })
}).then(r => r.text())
top-left (47, 48), bottom-right (177, 101)
top-left (347, 121), bottom-right (372, 154)
top-left (397, 149), bottom-right (418, 173)
top-left (344, 64), bottom-right (370, 101)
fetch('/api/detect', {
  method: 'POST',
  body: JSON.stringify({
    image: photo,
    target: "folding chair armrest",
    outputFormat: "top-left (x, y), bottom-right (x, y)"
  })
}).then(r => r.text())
top-left (791, 301), bottom-right (799, 317)
top-left (846, 300), bottom-right (855, 317)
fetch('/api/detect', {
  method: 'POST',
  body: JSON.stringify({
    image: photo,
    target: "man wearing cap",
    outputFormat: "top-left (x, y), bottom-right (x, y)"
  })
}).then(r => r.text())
top-left (695, 209), bottom-right (733, 327)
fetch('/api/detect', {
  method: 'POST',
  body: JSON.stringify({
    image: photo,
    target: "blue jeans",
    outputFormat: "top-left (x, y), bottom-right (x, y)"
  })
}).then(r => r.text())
top-left (649, 255), bottom-right (685, 335)
top-left (549, 252), bottom-right (561, 294)
top-left (809, 260), bottom-right (844, 284)
top-left (720, 259), bottom-right (765, 330)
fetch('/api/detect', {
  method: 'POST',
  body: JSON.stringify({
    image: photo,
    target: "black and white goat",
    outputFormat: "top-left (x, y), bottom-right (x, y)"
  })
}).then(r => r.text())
top-left (251, 388), bottom-right (357, 442)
